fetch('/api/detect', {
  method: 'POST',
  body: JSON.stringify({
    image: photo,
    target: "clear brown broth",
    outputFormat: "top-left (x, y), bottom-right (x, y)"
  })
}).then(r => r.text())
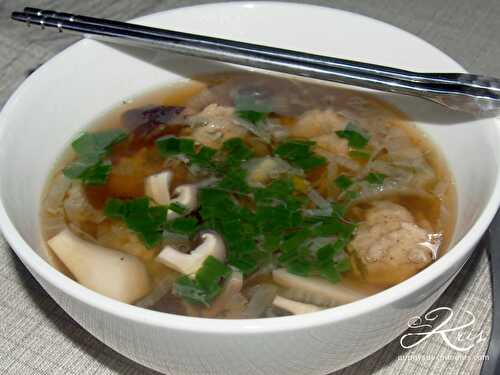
top-left (41, 72), bottom-right (456, 317)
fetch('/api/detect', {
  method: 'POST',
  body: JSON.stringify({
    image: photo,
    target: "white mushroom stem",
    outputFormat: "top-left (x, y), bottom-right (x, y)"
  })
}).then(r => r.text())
top-left (145, 170), bottom-right (173, 205)
top-left (273, 295), bottom-right (323, 315)
top-left (272, 268), bottom-right (368, 306)
top-left (202, 270), bottom-right (243, 317)
top-left (48, 229), bottom-right (151, 304)
top-left (156, 232), bottom-right (226, 276)
top-left (167, 184), bottom-right (199, 220)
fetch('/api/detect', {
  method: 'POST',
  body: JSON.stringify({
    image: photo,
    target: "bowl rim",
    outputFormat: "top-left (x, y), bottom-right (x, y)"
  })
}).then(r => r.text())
top-left (1, 1), bottom-right (499, 335)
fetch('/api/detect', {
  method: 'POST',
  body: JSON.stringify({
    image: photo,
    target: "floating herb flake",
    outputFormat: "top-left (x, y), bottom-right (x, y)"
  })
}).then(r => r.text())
top-left (349, 150), bottom-right (371, 160)
top-left (63, 129), bottom-right (127, 185)
top-left (274, 140), bottom-right (326, 171)
top-left (235, 94), bottom-right (272, 124)
top-left (334, 175), bottom-right (353, 190)
top-left (104, 197), bottom-right (167, 248)
top-left (365, 172), bottom-right (387, 185)
top-left (336, 123), bottom-right (370, 149)
top-left (173, 256), bottom-right (232, 306)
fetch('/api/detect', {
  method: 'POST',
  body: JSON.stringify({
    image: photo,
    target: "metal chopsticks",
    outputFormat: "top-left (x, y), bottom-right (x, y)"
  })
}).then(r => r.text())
top-left (10, 8), bottom-right (500, 115)
top-left (17, 7), bottom-right (467, 87)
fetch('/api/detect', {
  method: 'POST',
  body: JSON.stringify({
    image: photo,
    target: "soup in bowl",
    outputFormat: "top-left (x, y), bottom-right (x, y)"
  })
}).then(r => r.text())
top-left (1, 3), bottom-right (499, 374)
top-left (40, 72), bottom-right (457, 318)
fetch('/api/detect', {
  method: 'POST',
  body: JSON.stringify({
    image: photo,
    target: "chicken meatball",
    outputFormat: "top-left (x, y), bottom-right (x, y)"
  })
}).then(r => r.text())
top-left (187, 104), bottom-right (247, 149)
top-left (291, 109), bottom-right (349, 157)
top-left (348, 201), bottom-right (435, 286)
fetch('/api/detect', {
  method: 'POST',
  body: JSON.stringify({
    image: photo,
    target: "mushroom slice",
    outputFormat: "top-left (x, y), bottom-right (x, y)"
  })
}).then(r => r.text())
top-left (48, 228), bottom-right (151, 304)
top-left (145, 170), bottom-right (173, 205)
top-left (273, 295), bottom-right (323, 315)
top-left (167, 184), bottom-right (199, 220)
top-left (156, 232), bottom-right (226, 275)
top-left (242, 284), bottom-right (278, 318)
top-left (272, 268), bottom-right (367, 306)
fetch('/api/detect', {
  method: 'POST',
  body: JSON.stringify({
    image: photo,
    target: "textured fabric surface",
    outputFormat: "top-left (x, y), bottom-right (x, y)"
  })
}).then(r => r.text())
top-left (0, 1), bottom-right (497, 374)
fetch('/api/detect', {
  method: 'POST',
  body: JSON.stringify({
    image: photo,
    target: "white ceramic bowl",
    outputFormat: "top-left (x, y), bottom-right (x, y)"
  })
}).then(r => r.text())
top-left (1, 2), bottom-right (499, 374)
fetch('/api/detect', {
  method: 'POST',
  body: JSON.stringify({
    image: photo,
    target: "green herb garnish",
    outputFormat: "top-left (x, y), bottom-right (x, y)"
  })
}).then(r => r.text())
top-left (214, 139), bottom-right (255, 194)
top-left (63, 157), bottom-right (112, 185)
top-left (315, 237), bottom-right (352, 282)
top-left (349, 150), bottom-right (371, 160)
top-left (155, 136), bottom-right (218, 171)
top-left (365, 172), bottom-right (387, 185)
top-left (238, 110), bottom-right (268, 124)
top-left (217, 168), bottom-right (251, 194)
top-left (168, 217), bottom-right (199, 236)
top-left (168, 202), bottom-right (188, 215)
top-left (104, 197), bottom-right (167, 247)
top-left (343, 190), bottom-right (360, 202)
top-left (173, 256), bottom-right (232, 306)
top-left (63, 129), bottom-right (127, 184)
top-left (71, 129), bottom-right (127, 156)
top-left (155, 136), bottom-right (196, 156)
top-left (222, 138), bottom-right (254, 165)
top-left (152, 135), bottom-right (355, 284)
top-left (274, 140), bottom-right (327, 171)
top-left (195, 146), bottom-right (217, 163)
top-left (287, 258), bottom-right (313, 277)
top-left (334, 175), bottom-right (353, 190)
top-left (336, 123), bottom-right (370, 149)
top-left (235, 94), bottom-right (271, 125)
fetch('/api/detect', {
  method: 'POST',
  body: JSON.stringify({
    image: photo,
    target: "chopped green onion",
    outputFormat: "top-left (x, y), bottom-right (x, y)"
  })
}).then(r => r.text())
top-left (235, 94), bottom-right (272, 124)
top-left (316, 241), bottom-right (344, 262)
top-left (155, 136), bottom-right (218, 171)
top-left (342, 190), bottom-right (360, 203)
top-left (173, 256), bottom-right (232, 306)
top-left (365, 172), bottom-right (387, 185)
top-left (168, 202), bottom-right (188, 215)
top-left (334, 175), bottom-right (353, 190)
top-left (349, 150), bottom-right (371, 160)
top-left (237, 110), bottom-right (268, 124)
top-left (274, 140), bottom-right (326, 171)
top-left (222, 138), bottom-right (254, 165)
top-left (71, 129), bottom-right (127, 157)
top-left (286, 258), bottom-right (312, 277)
top-left (63, 158), bottom-right (112, 185)
top-left (335, 123), bottom-right (370, 149)
top-left (196, 146), bottom-right (217, 162)
top-left (152, 136), bottom-right (356, 284)
top-left (104, 197), bottom-right (167, 248)
top-left (227, 253), bottom-right (259, 275)
top-left (155, 136), bottom-right (195, 156)
top-left (216, 168), bottom-right (250, 194)
top-left (318, 264), bottom-right (341, 283)
top-left (63, 129), bottom-right (127, 185)
top-left (168, 217), bottom-right (199, 236)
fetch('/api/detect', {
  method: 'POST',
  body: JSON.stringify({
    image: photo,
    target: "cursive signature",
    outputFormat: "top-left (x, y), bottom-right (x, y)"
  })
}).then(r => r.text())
top-left (400, 307), bottom-right (487, 352)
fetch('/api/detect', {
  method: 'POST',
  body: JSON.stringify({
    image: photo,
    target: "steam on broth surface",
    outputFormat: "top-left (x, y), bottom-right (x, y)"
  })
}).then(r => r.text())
top-left (41, 73), bottom-right (456, 318)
